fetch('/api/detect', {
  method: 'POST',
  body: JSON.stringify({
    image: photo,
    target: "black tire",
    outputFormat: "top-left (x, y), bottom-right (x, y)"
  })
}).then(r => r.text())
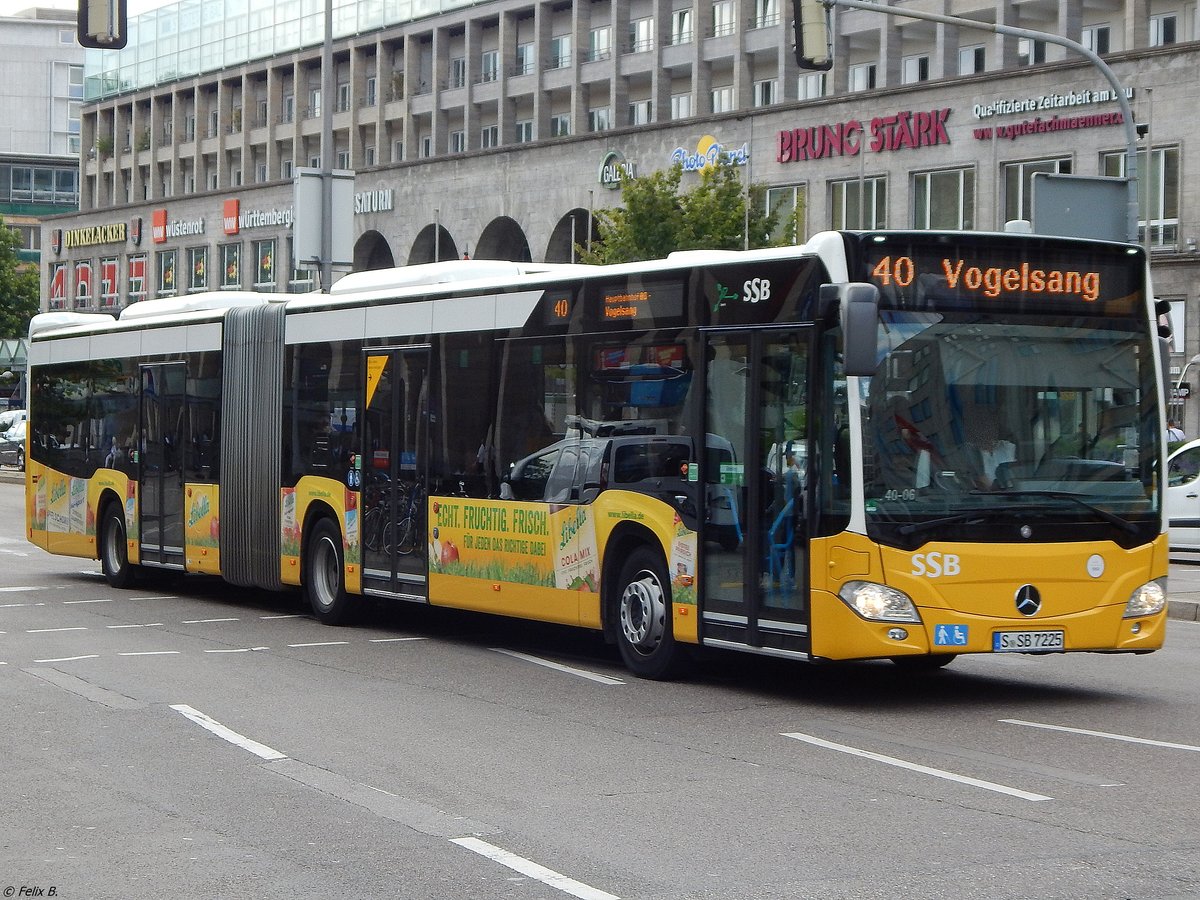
top-left (304, 517), bottom-right (355, 625)
top-left (891, 653), bottom-right (957, 672)
top-left (100, 501), bottom-right (134, 588)
top-left (613, 546), bottom-right (688, 680)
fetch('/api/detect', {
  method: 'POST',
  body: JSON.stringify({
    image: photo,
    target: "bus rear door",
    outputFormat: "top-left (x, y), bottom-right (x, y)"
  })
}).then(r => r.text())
top-left (702, 330), bottom-right (812, 658)
top-left (138, 362), bottom-right (187, 569)
top-left (360, 346), bottom-right (430, 601)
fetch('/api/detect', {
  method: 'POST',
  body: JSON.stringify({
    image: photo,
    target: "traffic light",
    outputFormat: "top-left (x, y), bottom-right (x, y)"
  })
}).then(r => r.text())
top-left (792, 0), bottom-right (833, 70)
top-left (77, 0), bottom-right (127, 49)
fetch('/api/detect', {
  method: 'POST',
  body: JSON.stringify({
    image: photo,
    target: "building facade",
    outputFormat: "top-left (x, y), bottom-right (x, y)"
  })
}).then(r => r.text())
top-left (0, 7), bottom-right (86, 157)
top-left (46, 0), bottom-right (1200, 423)
top-left (0, 8), bottom-right (85, 278)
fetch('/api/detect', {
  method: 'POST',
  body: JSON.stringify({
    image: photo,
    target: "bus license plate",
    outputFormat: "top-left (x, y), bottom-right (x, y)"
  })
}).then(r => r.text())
top-left (992, 630), bottom-right (1064, 652)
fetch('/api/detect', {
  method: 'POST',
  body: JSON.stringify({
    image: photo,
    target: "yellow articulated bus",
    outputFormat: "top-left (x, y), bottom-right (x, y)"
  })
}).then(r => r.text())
top-left (25, 230), bottom-right (1169, 678)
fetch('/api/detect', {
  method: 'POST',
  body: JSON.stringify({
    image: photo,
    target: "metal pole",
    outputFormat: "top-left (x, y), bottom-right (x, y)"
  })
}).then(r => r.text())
top-left (826, 0), bottom-right (1141, 243)
top-left (320, 0), bottom-right (333, 291)
top-left (743, 145), bottom-right (752, 250)
top-left (1143, 87), bottom-right (1153, 256)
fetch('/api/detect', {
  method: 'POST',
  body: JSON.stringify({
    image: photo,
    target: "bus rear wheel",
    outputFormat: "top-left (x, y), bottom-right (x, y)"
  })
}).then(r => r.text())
top-left (100, 501), bottom-right (134, 588)
top-left (614, 547), bottom-right (687, 680)
top-left (304, 517), bottom-right (354, 625)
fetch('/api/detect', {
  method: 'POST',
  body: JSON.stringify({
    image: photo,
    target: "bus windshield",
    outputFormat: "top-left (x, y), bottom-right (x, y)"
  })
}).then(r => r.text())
top-left (860, 311), bottom-right (1160, 549)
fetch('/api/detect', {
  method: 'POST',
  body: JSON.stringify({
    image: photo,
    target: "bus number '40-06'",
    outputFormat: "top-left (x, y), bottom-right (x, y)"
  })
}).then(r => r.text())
top-left (872, 256), bottom-right (916, 287)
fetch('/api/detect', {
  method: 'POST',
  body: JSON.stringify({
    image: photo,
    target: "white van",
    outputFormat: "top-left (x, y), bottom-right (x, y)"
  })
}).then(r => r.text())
top-left (0, 409), bottom-right (26, 433)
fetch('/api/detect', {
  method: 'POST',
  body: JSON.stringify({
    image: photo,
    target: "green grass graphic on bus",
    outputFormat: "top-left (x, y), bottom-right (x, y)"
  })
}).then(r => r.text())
top-left (429, 498), bottom-right (597, 590)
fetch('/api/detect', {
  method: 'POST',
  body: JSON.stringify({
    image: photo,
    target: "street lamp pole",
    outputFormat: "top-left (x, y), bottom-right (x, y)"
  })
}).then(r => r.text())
top-left (821, 0), bottom-right (1141, 242)
top-left (1175, 353), bottom-right (1200, 393)
top-left (1173, 353), bottom-right (1200, 431)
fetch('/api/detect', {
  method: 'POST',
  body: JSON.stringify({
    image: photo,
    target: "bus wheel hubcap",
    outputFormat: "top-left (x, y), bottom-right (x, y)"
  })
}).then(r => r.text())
top-left (621, 571), bottom-right (665, 653)
top-left (315, 537), bottom-right (339, 608)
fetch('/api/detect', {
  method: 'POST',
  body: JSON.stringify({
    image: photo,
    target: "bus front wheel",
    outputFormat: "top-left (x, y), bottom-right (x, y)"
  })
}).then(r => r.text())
top-left (100, 501), bottom-right (134, 588)
top-left (304, 517), bottom-right (354, 625)
top-left (614, 546), bottom-right (687, 680)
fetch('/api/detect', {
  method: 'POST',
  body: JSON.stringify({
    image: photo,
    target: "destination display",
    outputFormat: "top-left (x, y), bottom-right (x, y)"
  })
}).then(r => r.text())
top-left (856, 233), bottom-right (1144, 315)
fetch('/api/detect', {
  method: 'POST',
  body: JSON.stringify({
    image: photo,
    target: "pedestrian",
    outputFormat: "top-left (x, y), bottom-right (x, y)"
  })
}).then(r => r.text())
top-left (1167, 419), bottom-right (1186, 442)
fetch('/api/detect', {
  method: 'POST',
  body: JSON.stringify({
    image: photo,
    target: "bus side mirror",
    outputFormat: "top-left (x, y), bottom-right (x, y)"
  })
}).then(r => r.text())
top-left (830, 282), bottom-right (880, 376)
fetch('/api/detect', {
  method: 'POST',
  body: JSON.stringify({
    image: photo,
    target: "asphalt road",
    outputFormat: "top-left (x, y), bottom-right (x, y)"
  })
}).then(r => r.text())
top-left (2, 477), bottom-right (1199, 900)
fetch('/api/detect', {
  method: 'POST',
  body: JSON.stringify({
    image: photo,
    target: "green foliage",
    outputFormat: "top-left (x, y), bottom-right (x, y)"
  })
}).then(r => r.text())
top-left (578, 159), bottom-right (792, 264)
top-left (0, 217), bottom-right (40, 339)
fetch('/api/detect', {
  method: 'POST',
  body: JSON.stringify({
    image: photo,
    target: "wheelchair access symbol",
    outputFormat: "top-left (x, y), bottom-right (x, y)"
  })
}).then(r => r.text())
top-left (934, 624), bottom-right (969, 646)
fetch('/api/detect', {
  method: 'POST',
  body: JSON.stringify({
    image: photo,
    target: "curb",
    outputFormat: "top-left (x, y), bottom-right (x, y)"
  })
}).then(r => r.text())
top-left (1167, 598), bottom-right (1200, 622)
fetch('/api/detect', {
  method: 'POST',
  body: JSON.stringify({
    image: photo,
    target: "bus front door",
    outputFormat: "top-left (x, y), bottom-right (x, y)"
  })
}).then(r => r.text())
top-left (360, 346), bottom-right (430, 600)
top-left (702, 330), bottom-right (811, 657)
top-left (138, 363), bottom-right (187, 569)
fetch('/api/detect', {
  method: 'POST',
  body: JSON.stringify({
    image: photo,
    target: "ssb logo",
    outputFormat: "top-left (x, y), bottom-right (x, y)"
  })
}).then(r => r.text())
top-left (743, 277), bottom-right (771, 303)
top-left (911, 552), bottom-right (960, 577)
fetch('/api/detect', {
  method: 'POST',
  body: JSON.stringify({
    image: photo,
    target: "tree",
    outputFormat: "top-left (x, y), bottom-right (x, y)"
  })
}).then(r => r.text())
top-left (578, 158), bottom-right (792, 264)
top-left (0, 217), bottom-right (41, 339)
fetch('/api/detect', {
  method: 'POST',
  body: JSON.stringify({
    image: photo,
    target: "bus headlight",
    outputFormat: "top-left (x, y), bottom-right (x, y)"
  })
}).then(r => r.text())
top-left (838, 581), bottom-right (921, 623)
top-left (1123, 579), bottom-right (1166, 618)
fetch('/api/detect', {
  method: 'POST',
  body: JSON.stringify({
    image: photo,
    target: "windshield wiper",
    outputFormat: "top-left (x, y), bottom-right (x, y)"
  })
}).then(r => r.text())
top-left (987, 490), bottom-right (1139, 535)
top-left (897, 510), bottom-right (1000, 536)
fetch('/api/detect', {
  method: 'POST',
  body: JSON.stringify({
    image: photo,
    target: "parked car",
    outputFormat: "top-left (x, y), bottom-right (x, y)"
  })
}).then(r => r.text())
top-left (501, 430), bottom-right (742, 548)
top-left (0, 408), bottom-right (25, 433)
top-left (1166, 438), bottom-right (1200, 550)
top-left (0, 420), bottom-right (26, 470)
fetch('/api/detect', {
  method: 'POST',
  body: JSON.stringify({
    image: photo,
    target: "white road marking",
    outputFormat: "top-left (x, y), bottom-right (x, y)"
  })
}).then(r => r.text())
top-left (0, 586), bottom-right (46, 593)
top-left (182, 617), bottom-right (240, 624)
top-left (63, 598), bottom-right (114, 605)
top-left (106, 623), bottom-right (164, 629)
top-left (451, 837), bottom-right (620, 900)
top-left (369, 637), bottom-right (428, 643)
top-left (204, 647), bottom-right (270, 653)
top-left (118, 650), bottom-right (181, 656)
top-left (490, 648), bottom-right (626, 685)
top-left (1002, 719), bottom-right (1200, 753)
top-left (261, 614), bottom-right (305, 620)
top-left (26, 626), bottom-right (88, 633)
top-left (0, 603), bottom-right (30, 607)
top-left (287, 641), bottom-right (349, 648)
top-left (782, 731), bottom-right (1053, 802)
top-left (170, 704), bottom-right (287, 761)
top-left (130, 595), bottom-right (178, 601)
top-left (0, 549), bottom-right (29, 556)
top-left (33, 654), bottom-right (100, 663)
